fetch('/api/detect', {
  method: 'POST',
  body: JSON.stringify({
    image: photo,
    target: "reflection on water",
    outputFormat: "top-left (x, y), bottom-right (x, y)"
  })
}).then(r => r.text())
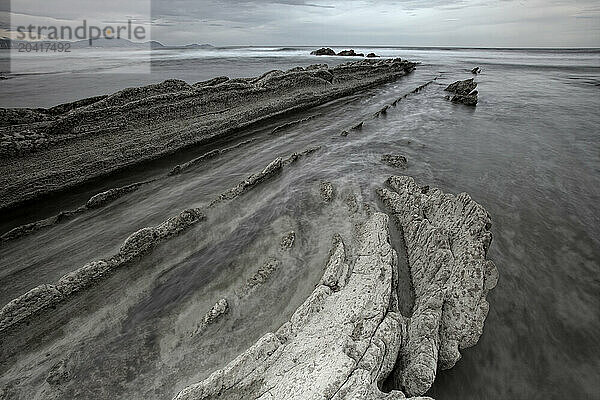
top-left (0, 48), bottom-right (599, 398)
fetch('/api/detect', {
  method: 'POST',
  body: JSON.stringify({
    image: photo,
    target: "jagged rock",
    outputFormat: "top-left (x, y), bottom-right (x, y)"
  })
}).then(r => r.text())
top-left (320, 181), bottom-right (335, 202)
top-left (471, 67), bottom-right (481, 74)
top-left (337, 49), bottom-right (365, 57)
top-left (351, 121), bottom-right (364, 130)
top-left (381, 154), bottom-right (408, 169)
top-left (445, 78), bottom-right (478, 106)
top-left (173, 213), bottom-right (431, 400)
top-left (280, 231), bottom-right (296, 250)
top-left (310, 47), bottom-right (336, 56)
top-left (203, 299), bottom-right (228, 325)
top-left (377, 176), bottom-right (498, 396)
top-left (445, 78), bottom-right (477, 95)
top-left (86, 182), bottom-right (147, 208)
top-left (366, 53), bottom-right (380, 58)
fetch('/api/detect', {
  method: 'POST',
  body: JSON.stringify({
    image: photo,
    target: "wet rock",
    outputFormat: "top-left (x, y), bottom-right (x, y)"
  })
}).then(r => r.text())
top-left (445, 78), bottom-right (477, 95)
top-left (381, 154), bottom-right (408, 169)
top-left (366, 53), bottom-right (380, 58)
top-left (86, 181), bottom-right (148, 208)
top-left (377, 176), bottom-right (498, 396)
top-left (351, 121), bottom-right (364, 130)
top-left (238, 258), bottom-right (280, 298)
top-left (320, 181), bottom-right (334, 202)
top-left (445, 78), bottom-right (478, 106)
top-left (203, 298), bottom-right (228, 325)
top-left (310, 47), bottom-right (336, 56)
top-left (471, 67), bottom-right (481, 74)
top-left (0, 58), bottom-right (417, 210)
top-left (337, 49), bottom-right (365, 57)
top-left (46, 359), bottom-right (71, 385)
top-left (280, 231), bottom-right (296, 250)
top-left (174, 213), bottom-right (427, 400)
top-left (451, 93), bottom-right (478, 106)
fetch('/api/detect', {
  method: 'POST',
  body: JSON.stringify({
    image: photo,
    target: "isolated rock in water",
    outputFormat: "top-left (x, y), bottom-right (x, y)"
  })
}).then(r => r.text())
top-left (445, 78), bottom-right (477, 95)
top-left (445, 78), bottom-right (478, 106)
top-left (366, 52), bottom-right (380, 58)
top-left (280, 231), bottom-right (296, 250)
top-left (320, 181), bottom-right (334, 202)
top-left (203, 298), bottom-right (228, 325)
top-left (382, 154), bottom-right (408, 168)
top-left (451, 93), bottom-right (478, 106)
top-left (173, 213), bottom-right (431, 400)
top-left (310, 47), bottom-right (336, 56)
top-left (471, 67), bottom-right (481, 74)
top-left (238, 258), bottom-right (280, 298)
top-left (377, 176), bottom-right (498, 396)
top-left (337, 49), bottom-right (364, 57)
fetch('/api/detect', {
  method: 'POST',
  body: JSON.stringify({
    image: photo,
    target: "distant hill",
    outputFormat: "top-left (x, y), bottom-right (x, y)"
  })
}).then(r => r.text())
top-left (0, 37), bottom-right (214, 50)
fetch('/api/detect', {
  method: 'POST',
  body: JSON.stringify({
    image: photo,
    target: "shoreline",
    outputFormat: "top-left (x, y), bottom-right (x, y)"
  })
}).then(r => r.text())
top-left (0, 58), bottom-right (416, 211)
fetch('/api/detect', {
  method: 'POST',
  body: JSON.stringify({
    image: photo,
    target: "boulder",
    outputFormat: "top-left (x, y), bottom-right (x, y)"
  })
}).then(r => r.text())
top-left (366, 53), bottom-right (380, 58)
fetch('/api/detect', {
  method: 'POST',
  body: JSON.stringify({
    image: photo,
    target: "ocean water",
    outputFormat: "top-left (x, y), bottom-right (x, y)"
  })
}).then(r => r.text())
top-left (0, 47), bottom-right (599, 399)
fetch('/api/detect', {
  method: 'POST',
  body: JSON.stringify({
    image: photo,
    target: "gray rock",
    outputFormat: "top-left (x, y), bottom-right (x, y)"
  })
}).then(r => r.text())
top-left (173, 213), bottom-right (430, 400)
top-left (337, 49), bottom-right (365, 57)
top-left (377, 176), bottom-right (498, 396)
top-left (310, 47), bottom-right (336, 56)
top-left (280, 231), bottom-right (296, 250)
top-left (366, 53), bottom-right (380, 58)
top-left (46, 359), bottom-right (71, 385)
top-left (445, 78), bottom-right (477, 95)
top-left (471, 67), bottom-right (481, 74)
top-left (320, 181), bottom-right (335, 202)
top-left (382, 154), bottom-right (408, 169)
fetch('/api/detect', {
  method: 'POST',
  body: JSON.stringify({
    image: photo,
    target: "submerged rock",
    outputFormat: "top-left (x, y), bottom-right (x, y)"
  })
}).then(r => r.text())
top-left (310, 47), bottom-right (336, 56)
top-left (381, 154), bottom-right (408, 168)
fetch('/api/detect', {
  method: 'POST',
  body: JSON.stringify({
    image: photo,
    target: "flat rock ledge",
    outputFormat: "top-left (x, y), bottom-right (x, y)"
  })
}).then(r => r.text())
top-left (377, 176), bottom-right (498, 395)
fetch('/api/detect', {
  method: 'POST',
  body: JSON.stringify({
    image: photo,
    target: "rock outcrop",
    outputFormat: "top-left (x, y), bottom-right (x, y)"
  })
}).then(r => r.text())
top-left (366, 53), bottom-right (380, 58)
top-left (381, 154), bottom-right (408, 169)
top-left (445, 78), bottom-right (478, 106)
top-left (0, 59), bottom-right (416, 210)
top-left (377, 176), bottom-right (498, 396)
top-left (173, 213), bottom-right (427, 400)
top-left (337, 49), bottom-right (364, 57)
top-left (310, 47), bottom-right (336, 56)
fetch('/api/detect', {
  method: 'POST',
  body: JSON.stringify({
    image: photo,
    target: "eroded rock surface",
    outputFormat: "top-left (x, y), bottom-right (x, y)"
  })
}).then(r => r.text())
top-left (445, 78), bottom-right (478, 106)
top-left (173, 213), bottom-right (430, 400)
top-left (0, 59), bottom-right (416, 209)
top-left (377, 176), bottom-right (498, 396)
top-left (382, 154), bottom-right (408, 169)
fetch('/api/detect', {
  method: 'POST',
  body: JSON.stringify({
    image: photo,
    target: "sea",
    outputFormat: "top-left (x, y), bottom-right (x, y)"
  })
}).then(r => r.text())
top-left (0, 46), bottom-right (599, 399)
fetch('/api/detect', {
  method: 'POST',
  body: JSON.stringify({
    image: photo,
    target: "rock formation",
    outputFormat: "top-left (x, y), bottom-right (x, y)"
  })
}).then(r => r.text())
top-left (172, 176), bottom-right (498, 400)
top-left (381, 154), bottom-right (408, 168)
top-left (445, 78), bottom-right (478, 106)
top-left (377, 176), bottom-right (498, 395)
top-left (366, 53), bottom-right (380, 58)
top-left (471, 67), bottom-right (481, 74)
top-left (337, 49), bottom-right (364, 57)
top-left (0, 58), bottom-right (416, 210)
top-left (310, 47), bottom-right (336, 56)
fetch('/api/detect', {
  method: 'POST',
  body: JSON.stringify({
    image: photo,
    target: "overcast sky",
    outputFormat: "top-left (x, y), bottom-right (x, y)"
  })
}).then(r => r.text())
top-left (2, 0), bottom-right (599, 46)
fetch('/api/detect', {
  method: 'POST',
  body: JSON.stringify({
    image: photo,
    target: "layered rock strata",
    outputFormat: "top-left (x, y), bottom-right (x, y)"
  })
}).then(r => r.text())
top-left (0, 59), bottom-right (415, 210)
top-left (377, 176), bottom-right (498, 395)
top-left (173, 212), bottom-right (428, 400)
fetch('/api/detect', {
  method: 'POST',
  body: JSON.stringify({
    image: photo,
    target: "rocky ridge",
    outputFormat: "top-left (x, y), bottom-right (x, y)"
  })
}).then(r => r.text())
top-left (173, 176), bottom-right (498, 399)
top-left (0, 58), bottom-right (416, 210)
